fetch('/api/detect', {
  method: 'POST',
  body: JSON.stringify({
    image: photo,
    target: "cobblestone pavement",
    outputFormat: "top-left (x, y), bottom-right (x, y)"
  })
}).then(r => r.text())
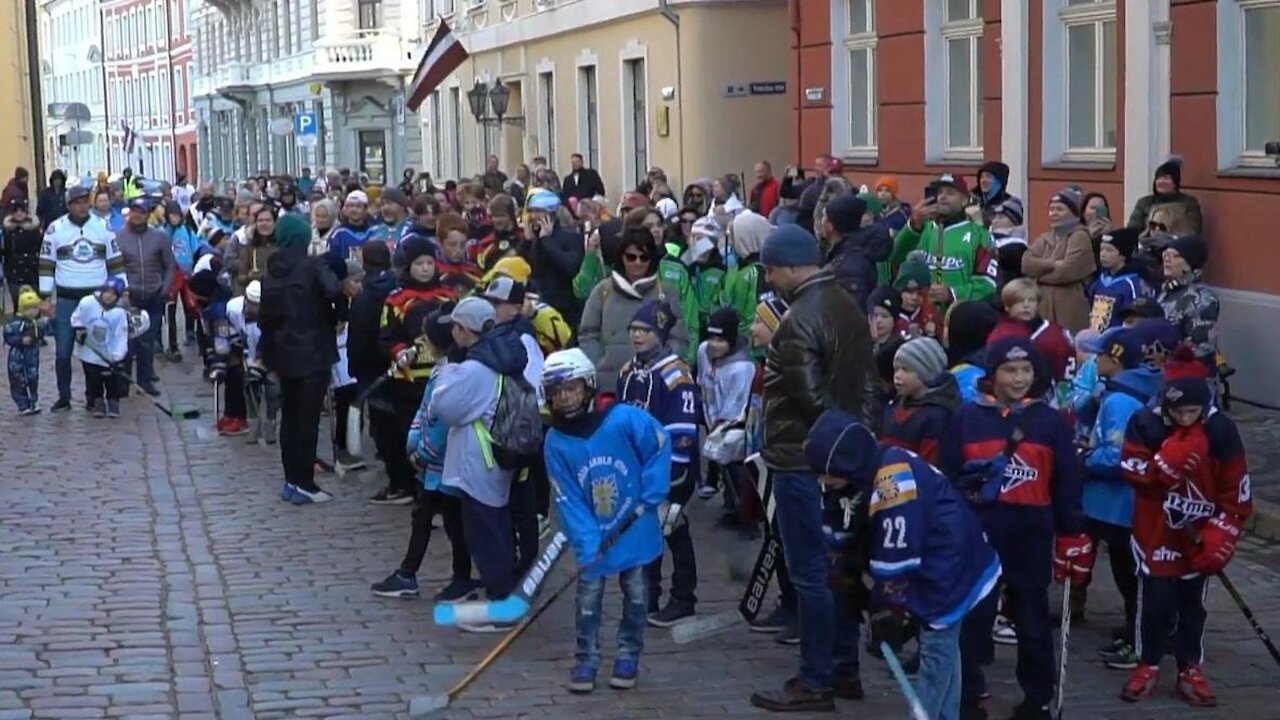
top-left (1, 355), bottom-right (1279, 720)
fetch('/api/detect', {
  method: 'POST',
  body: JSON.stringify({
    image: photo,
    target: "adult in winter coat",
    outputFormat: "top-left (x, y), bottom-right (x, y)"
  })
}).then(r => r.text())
top-left (1126, 156), bottom-right (1203, 234)
top-left (36, 170), bottom-right (68, 228)
top-left (522, 190), bottom-right (585, 327)
top-left (1, 168), bottom-right (29, 210)
top-left (560, 153), bottom-right (607, 203)
top-left (820, 193), bottom-right (892, 310)
top-left (308, 199), bottom-right (339, 256)
top-left (258, 214), bottom-right (347, 505)
top-left (1021, 190), bottom-right (1096, 333)
top-left (116, 198), bottom-right (177, 395)
top-left (720, 210), bottom-right (771, 346)
top-left (2, 199), bottom-right (42, 307)
top-left (578, 227), bottom-right (688, 393)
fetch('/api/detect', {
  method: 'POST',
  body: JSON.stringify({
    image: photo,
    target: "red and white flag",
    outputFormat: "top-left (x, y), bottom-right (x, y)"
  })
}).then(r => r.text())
top-left (406, 20), bottom-right (469, 113)
top-left (121, 120), bottom-right (137, 155)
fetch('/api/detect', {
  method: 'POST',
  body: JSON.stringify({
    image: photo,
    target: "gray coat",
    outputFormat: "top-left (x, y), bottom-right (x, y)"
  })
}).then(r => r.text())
top-left (116, 225), bottom-right (176, 300)
top-left (578, 271), bottom-right (688, 393)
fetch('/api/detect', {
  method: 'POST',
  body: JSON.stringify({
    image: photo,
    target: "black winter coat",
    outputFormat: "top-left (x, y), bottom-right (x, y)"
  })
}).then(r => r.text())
top-left (258, 246), bottom-right (344, 378)
top-left (762, 270), bottom-right (874, 471)
top-left (37, 187), bottom-right (67, 229)
top-left (2, 215), bottom-right (42, 290)
top-left (824, 226), bottom-right (892, 310)
top-left (346, 269), bottom-right (397, 384)
top-left (526, 222), bottom-right (585, 326)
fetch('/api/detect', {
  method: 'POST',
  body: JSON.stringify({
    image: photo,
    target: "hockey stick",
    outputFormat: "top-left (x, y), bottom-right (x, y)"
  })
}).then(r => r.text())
top-left (1184, 526), bottom-right (1280, 667)
top-left (434, 504), bottom-right (646, 627)
top-left (1055, 577), bottom-right (1072, 720)
top-left (881, 642), bottom-right (929, 720)
top-left (79, 335), bottom-right (203, 418)
top-left (346, 367), bottom-right (395, 460)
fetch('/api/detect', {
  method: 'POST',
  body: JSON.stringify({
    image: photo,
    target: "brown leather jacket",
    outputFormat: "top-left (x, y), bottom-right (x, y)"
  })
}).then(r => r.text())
top-left (762, 269), bottom-right (874, 471)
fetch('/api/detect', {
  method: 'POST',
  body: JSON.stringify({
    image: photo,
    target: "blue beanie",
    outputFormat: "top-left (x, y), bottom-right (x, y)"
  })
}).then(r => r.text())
top-left (760, 224), bottom-right (822, 267)
top-left (804, 409), bottom-right (881, 487)
top-left (630, 300), bottom-right (678, 344)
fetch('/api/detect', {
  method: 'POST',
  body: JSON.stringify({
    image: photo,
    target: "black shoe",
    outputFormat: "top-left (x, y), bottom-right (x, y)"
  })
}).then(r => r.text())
top-left (164, 350), bottom-right (183, 362)
top-left (434, 578), bottom-right (481, 603)
top-left (50, 397), bottom-right (72, 413)
top-left (832, 676), bottom-right (864, 700)
top-left (749, 605), bottom-right (793, 634)
top-left (960, 698), bottom-right (989, 720)
top-left (370, 488), bottom-right (414, 506)
top-left (647, 600), bottom-right (695, 628)
top-left (138, 381), bottom-right (162, 398)
top-left (775, 620), bottom-right (800, 645)
top-left (1006, 701), bottom-right (1051, 720)
top-left (749, 677), bottom-right (835, 712)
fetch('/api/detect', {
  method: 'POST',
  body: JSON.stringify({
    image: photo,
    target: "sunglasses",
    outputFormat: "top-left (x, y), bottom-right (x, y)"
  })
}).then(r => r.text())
top-left (1147, 221), bottom-right (1168, 233)
top-left (624, 252), bottom-right (650, 262)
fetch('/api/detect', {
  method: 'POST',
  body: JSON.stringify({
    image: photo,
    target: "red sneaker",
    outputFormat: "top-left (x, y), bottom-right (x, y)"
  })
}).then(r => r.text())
top-left (1120, 663), bottom-right (1159, 703)
top-left (220, 417), bottom-right (249, 436)
top-left (214, 416), bottom-right (229, 433)
top-left (1175, 664), bottom-right (1218, 707)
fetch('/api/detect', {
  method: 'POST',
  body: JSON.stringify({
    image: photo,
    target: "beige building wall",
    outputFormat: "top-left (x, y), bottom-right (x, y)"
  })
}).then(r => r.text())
top-left (435, 0), bottom-right (790, 199)
top-left (0, 0), bottom-right (36, 178)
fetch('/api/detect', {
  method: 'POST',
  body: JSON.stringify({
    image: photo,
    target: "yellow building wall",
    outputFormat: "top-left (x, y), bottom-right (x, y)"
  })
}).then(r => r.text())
top-left (0, 0), bottom-right (36, 179)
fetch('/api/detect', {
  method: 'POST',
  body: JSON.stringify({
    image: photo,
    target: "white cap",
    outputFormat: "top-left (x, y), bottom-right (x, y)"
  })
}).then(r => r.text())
top-left (345, 190), bottom-right (369, 206)
top-left (245, 280), bottom-right (262, 303)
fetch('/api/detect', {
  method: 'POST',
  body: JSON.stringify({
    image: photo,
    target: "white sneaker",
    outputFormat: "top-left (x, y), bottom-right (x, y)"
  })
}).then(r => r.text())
top-left (290, 487), bottom-right (334, 505)
top-left (992, 616), bottom-right (1018, 645)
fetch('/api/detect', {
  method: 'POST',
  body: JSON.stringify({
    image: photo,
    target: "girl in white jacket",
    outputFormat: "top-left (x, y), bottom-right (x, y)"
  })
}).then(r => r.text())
top-left (695, 308), bottom-right (755, 513)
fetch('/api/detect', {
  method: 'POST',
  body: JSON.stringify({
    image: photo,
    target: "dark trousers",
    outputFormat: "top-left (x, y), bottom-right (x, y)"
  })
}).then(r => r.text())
top-left (460, 492), bottom-right (515, 599)
top-left (82, 361), bottom-right (121, 402)
top-left (368, 404), bottom-right (416, 494)
top-left (960, 586), bottom-right (1000, 701)
top-left (7, 348), bottom-right (39, 409)
top-left (525, 446), bottom-right (551, 517)
top-left (1137, 574), bottom-right (1208, 667)
top-left (645, 520), bottom-right (698, 607)
top-left (1084, 518), bottom-right (1138, 643)
top-left (332, 384), bottom-right (357, 452)
top-left (220, 365), bottom-right (247, 420)
top-left (279, 371), bottom-right (329, 492)
top-left (509, 473), bottom-right (540, 578)
top-left (400, 487), bottom-right (472, 580)
top-left (127, 295), bottom-right (164, 384)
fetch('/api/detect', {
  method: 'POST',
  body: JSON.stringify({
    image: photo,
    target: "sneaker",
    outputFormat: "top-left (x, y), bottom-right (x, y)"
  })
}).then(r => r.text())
top-left (50, 397), bottom-right (71, 413)
top-left (1096, 636), bottom-right (1127, 657)
top-left (370, 571), bottom-right (420, 599)
top-left (105, 399), bottom-right (120, 418)
top-left (568, 663), bottom-right (597, 694)
top-left (164, 350), bottom-right (183, 362)
top-left (262, 419), bottom-right (278, 445)
top-left (991, 616), bottom-right (1017, 645)
top-left (434, 578), bottom-right (482, 604)
top-left (647, 600), bottom-right (695, 628)
top-left (609, 658), bottom-right (638, 689)
top-left (370, 488), bottom-right (414, 506)
top-left (92, 399), bottom-right (107, 418)
top-left (335, 449), bottom-right (364, 467)
top-left (219, 417), bottom-right (249, 436)
top-left (1100, 642), bottom-right (1139, 670)
top-left (697, 484), bottom-right (718, 500)
top-left (137, 381), bottom-right (162, 398)
top-left (1120, 663), bottom-right (1160, 703)
top-left (749, 605), bottom-right (792, 634)
top-left (775, 620), bottom-right (800, 645)
top-left (538, 514), bottom-right (552, 540)
top-left (279, 482), bottom-right (297, 502)
top-left (1175, 664), bottom-right (1217, 707)
top-left (26, 406), bottom-right (41, 415)
top-left (458, 620), bottom-right (516, 633)
top-left (290, 486), bottom-right (334, 505)
top-left (1006, 701), bottom-right (1051, 720)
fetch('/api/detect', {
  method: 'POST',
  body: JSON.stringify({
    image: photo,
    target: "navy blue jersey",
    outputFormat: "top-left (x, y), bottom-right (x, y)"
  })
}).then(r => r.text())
top-left (618, 351), bottom-right (702, 503)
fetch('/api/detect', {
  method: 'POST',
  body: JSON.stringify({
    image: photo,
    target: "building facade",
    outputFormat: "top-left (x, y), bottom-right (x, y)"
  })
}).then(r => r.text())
top-left (1, 0), bottom-right (37, 181)
top-left (37, 0), bottom-right (109, 179)
top-left (420, 0), bottom-right (791, 196)
top-left (190, 0), bottom-right (422, 186)
top-left (794, 0), bottom-right (1280, 404)
top-left (101, 0), bottom-right (198, 182)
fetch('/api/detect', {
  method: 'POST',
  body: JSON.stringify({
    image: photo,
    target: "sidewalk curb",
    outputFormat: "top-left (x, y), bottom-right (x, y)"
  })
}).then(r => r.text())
top-left (1247, 496), bottom-right (1280, 542)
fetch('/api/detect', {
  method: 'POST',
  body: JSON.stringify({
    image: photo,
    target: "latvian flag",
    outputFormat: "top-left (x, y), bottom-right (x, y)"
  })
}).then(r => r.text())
top-left (406, 20), bottom-right (469, 113)
top-left (121, 120), bottom-right (137, 155)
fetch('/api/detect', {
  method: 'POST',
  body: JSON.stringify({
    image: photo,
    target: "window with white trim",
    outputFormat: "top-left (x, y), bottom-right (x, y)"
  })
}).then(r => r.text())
top-left (832, 0), bottom-right (877, 157)
top-left (923, 0), bottom-right (983, 160)
top-left (1041, 0), bottom-right (1117, 163)
top-left (578, 64), bottom-right (600, 168)
top-left (1217, 0), bottom-right (1280, 169)
top-left (538, 70), bottom-right (557, 169)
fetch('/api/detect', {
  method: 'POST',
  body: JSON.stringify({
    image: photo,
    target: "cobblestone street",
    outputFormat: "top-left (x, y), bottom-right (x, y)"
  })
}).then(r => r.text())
top-left (1, 357), bottom-right (1279, 720)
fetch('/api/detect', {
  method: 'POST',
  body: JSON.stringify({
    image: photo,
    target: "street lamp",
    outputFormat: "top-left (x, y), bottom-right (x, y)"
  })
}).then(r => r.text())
top-left (466, 79), bottom-right (524, 128)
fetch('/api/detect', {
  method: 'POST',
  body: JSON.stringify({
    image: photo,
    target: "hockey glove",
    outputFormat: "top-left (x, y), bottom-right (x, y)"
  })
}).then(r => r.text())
top-left (1154, 425), bottom-right (1210, 488)
top-left (73, 328), bottom-right (86, 345)
top-left (658, 502), bottom-right (684, 537)
top-left (394, 347), bottom-right (417, 369)
top-left (869, 608), bottom-right (906, 656)
top-left (208, 360), bottom-right (227, 383)
top-left (1190, 513), bottom-right (1243, 575)
top-left (1053, 533), bottom-right (1095, 585)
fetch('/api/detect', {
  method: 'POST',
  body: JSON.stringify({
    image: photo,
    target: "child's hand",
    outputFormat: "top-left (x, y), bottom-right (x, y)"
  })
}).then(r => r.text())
top-left (21, 336), bottom-right (32, 346)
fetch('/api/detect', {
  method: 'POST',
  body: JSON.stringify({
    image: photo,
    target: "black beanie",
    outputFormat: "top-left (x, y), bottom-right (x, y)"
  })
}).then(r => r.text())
top-left (946, 299), bottom-right (1001, 364)
top-left (1166, 234), bottom-right (1208, 270)
top-left (361, 239), bottom-right (392, 271)
top-left (824, 193), bottom-right (867, 234)
top-left (705, 307), bottom-right (741, 348)
top-left (875, 334), bottom-right (907, 386)
top-left (402, 236), bottom-right (437, 267)
top-left (867, 286), bottom-right (902, 318)
top-left (1100, 227), bottom-right (1141, 260)
top-left (1154, 155), bottom-right (1183, 191)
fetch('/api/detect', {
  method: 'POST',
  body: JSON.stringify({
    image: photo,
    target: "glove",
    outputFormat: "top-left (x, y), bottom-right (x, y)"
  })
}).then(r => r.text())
top-left (869, 608), bottom-right (906, 656)
top-left (658, 501), bottom-right (684, 537)
top-left (1154, 425), bottom-right (1210, 487)
top-left (1191, 513), bottom-right (1242, 575)
top-left (73, 328), bottom-right (86, 345)
top-left (394, 347), bottom-right (417, 369)
top-left (208, 360), bottom-right (227, 383)
top-left (246, 364), bottom-right (269, 384)
top-left (1053, 534), bottom-right (1095, 584)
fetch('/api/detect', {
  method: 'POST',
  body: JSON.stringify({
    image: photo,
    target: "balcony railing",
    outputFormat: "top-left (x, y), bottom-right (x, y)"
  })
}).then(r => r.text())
top-left (314, 31), bottom-right (415, 77)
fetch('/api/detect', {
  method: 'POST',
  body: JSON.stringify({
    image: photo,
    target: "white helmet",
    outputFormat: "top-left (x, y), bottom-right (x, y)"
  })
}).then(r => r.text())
top-left (542, 349), bottom-right (597, 420)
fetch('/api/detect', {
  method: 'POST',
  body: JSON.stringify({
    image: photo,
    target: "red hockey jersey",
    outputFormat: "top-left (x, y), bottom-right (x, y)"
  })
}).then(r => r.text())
top-left (1121, 408), bottom-right (1252, 577)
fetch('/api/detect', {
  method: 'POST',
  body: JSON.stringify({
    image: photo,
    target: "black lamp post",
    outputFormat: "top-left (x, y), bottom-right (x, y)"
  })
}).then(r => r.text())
top-left (465, 79), bottom-right (524, 128)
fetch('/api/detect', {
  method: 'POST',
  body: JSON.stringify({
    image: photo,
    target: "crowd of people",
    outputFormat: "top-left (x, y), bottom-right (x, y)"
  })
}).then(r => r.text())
top-left (0, 148), bottom-right (1254, 719)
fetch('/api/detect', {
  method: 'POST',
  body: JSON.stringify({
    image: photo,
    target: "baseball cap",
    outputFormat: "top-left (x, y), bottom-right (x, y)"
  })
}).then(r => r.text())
top-left (482, 276), bottom-right (526, 306)
top-left (127, 198), bottom-right (150, 213)
top-left (1079, 320), bottom-right (1180, 370)
top-left (439, 296), bottom-right (497, 333)
top-left (67, 186), bottom-right (91, 203)
top-left (935, 172), bottom-right (969, 195)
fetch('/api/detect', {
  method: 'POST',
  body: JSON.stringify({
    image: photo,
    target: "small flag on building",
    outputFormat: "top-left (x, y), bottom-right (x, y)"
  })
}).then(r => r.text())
top-left (406, 20), bottom-right (469, 113)
top-left (121, 120), bottom-right (137, 155)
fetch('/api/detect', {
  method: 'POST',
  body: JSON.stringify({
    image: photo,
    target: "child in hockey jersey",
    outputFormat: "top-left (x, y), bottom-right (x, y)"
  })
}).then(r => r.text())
top-left (939, 336), bottom-right (1092, 720)
top-left (3, 287), bottom-right (51, 414)
top-left (894, 253), bottom-right (943, 339)
top-left (807, 409), bottom-right (1001, 720)
top-left (696, 308), bottom-right (755, 513)
top-left (618, 301), bottom-right (701, 627)
top-left (435, 212), bottom-right (482, 294)
top-left (542, 349), bottom-right (671, 694)
top-left (881, 337), bottom-right (958, 465)
top-left (187, 259), bottom-right (248, 435)
top-left (1118, 346), bottom-right (1252, 707)
top-left (228, 280), bottom-right (280, 445)
top-left (70, 278), bottom-right (131, 418)
top-left (1087, 228), bottom-right (1150, 331)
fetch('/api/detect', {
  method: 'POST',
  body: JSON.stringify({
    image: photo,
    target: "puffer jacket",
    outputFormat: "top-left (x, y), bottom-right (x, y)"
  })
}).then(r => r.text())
top-left (2, 214), bottom-right (42, 290)
top-left (1158, 270), bottom-right (1219, 365)
top-left (825, 225), bottom-right (892, 310)
top-left (762, 270), bottom-right (873, 471)
top-left (257, 246), bottom-right (344, 378)
top-left (578, 271), bottom-right (689, 394)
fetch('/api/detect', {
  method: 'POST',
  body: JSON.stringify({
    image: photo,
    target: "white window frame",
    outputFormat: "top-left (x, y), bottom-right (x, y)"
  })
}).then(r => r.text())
top-left (923, 0), bottom-right (984, 162)
top-left (576, 51), bottom-right (601, 171)
top-left (1216, 0), bottom-right (1280, 171)
top-left (831, 0), bottom-right (878, 161)
top-left (619, 42), bottom-right (649, 191)
top-left (536, 60), bottom-right (557, 169)
top-left (1040, 0), bottom-right (1117, 165)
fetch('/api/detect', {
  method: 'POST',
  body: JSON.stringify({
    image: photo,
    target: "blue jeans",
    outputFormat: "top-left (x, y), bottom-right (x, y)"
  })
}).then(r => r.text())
top-left (53, 296), bottom-right (79, 401)
top-left (772, 470), bottom-right (861, 692)
top-left (575, 565), bottom-right (648, 669)
top-left (917, 620), bottom-right (963, 720)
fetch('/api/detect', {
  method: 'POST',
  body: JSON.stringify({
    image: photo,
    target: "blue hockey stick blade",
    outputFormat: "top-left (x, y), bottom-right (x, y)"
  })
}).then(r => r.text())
top-left (433, 595), bottom-right (530, 626)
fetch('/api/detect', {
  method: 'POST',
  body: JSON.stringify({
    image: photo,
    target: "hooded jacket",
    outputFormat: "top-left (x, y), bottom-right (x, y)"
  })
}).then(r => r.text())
top-left (696, 340), bottom-right (755, 426)
top-left (1126, 163), bottom-right (1204, 234)
top-left (347, 268), bottom-right (398, 385)
top-left (721, 211), bottom-right (772, 342)
top-left (2, 213), bottom-right (42, 288)
top-left (1082, 366), bottom-right (1161, 528)
top-left (429, 326), bottom-right (528, 507)
top-left (1021, 223), bottom-right (1096, 333)
top-left (880, 372), bottom-right (961, 465)
top-left (825, 224), bottom-right (893, 310)
top-left (976, 161), bottom-right (1011, 222)
top-left (37, 173), bottom-right (67, 228)
top-left (526, 219), bottom-right (585, 326)
top-left (1158, 271), bottom-right (1219, 365)
top-left (257, 246), bottom-right (344, 378)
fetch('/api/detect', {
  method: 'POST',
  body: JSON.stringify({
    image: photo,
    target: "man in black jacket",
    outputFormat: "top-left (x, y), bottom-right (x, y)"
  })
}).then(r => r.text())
top-left (258, 214), bottom-right (346, 505)
top-left (560, 153), bottom-right (606, 202)
top-left (343, 240), bottom-right (397, 473)
top-left (749, 224), bottom-right (873, 713)
top-left (820, 193), bottom-right (892, 311)
top-left (521, 190), bottom-right (584, 326)
top-left (36, 170), bottom-right (67, 229)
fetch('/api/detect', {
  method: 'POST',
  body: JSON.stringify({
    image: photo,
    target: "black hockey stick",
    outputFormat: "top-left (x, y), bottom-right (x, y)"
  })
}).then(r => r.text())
top-left (1183, 525), bottom-right (1280, 667)
top-left (79, 337), bottom-right (201, 419)
top-left (1055, 577), bottom-right (1073, 719)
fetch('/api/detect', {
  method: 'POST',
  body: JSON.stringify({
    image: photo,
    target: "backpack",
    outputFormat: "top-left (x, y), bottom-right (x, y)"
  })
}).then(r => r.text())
top-left (487, 373), bottom-right (544, 470)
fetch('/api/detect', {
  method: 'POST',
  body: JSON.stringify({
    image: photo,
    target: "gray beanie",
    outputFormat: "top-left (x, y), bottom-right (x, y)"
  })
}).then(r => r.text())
top-left (760, 224), bottom-right (822, 267)
top-left (894, 337), bottom-right (948, 382)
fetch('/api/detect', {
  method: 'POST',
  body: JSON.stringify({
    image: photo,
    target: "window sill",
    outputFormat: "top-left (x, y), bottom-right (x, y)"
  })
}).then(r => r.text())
top-left (1043, 159), bottom-right (1117, 172)
top-left (1217, 165), bottom-right (1280, 180)
top-left (841, 149), bottom-right (879, 166)
top-left (929, 148), bottom-right (984, 165)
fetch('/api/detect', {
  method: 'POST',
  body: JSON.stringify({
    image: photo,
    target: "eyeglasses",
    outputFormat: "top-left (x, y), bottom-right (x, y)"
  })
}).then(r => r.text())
top-left (624, 252), bottom-right (650, 262)
top-left (1147, 221), bottom-right (1168, 233)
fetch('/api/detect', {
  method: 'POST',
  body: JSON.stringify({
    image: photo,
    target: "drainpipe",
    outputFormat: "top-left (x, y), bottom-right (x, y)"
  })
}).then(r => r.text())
top-left (658, 0), bottom-right (684, 187)
top-left (25, 0), bottom-right (47, 189)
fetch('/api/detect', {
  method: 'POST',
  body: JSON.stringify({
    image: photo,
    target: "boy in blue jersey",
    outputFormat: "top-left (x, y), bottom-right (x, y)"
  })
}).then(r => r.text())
top-left (542, 349), bottom-right (671, 694)
top-left (807, 409), bottom-right (1002, 720)
top-left (188, 259), bottom-right (249, 436)
top-left (1087, 228), bottom-right (1151, 331)
top-left (939, 335), bottom-right (1093, 720)
top-left (617, 301), bottom-right (702, 628)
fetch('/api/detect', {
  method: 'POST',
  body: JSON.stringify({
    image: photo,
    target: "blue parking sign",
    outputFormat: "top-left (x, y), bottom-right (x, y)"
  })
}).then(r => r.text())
top-left (294, 112), bottom-right (318, 136)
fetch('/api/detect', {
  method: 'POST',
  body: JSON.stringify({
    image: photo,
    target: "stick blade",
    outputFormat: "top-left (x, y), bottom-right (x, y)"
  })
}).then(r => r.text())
top-left (408, 694), bottom-right (450, 718)
top-left (670, 610), bottom-right (740, 644)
